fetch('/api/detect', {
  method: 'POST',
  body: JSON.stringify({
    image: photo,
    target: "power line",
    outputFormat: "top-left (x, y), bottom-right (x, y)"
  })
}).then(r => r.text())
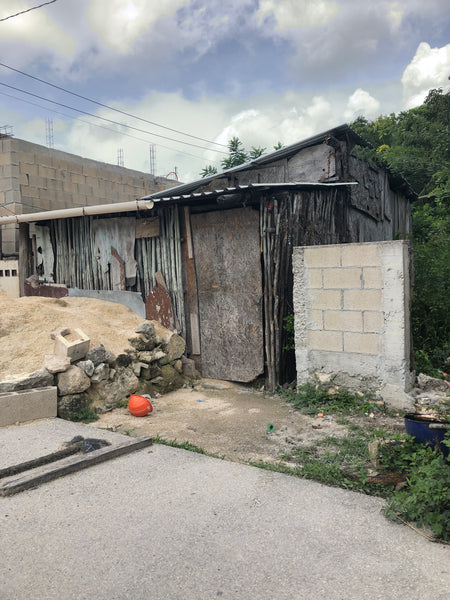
top-left (0, 62), bottom-right (227, 148)
top-left (0, 90), bottom-right (221, 166)
top-left (0, 81), bottom-right (228, 154)
top-left (0, 0), bottom-right (59, 23)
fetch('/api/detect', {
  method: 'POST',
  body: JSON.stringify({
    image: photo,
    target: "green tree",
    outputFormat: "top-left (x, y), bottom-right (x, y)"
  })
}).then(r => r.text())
top-left (201, 137), bottom-right (271, 176)
top-left (352, 89), bottom-right (450, 374)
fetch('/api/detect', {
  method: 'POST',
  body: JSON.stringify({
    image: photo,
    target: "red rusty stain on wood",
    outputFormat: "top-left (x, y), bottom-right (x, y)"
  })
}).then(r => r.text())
top-left (145, 284), bottom-right (174, 329)
top-left (24, 282), bottom-right (68, 298)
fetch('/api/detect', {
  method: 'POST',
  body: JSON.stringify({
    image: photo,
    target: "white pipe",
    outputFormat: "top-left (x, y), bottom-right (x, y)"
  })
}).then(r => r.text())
top-left (0, 199), bottom-right (154, 225)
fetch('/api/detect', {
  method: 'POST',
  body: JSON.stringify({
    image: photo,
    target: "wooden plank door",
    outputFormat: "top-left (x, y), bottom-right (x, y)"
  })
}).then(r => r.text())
top-left (191, 207), bottom-right (264, 382)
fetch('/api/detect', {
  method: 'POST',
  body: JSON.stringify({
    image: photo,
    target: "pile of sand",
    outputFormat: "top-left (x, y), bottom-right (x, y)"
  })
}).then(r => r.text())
top-left (0, 292), bottom-right (145, 379)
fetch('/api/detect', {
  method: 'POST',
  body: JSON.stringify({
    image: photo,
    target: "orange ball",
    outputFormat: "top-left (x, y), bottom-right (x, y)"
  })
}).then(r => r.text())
top-left (128, 394), bottom-right (153, 417)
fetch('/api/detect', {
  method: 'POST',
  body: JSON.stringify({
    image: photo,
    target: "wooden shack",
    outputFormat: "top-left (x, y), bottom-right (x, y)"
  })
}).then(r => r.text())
top-left (6, 125), bottom-right (415, 389)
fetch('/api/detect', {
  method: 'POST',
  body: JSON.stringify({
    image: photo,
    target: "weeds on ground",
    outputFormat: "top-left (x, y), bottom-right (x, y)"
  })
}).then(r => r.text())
top-left (381, 435), bottom-right (450, 541)
top-left (271, 381), bottom-right (450, 542)
top-left (72, 407), bottom-right (99, 423)
top-left (279, 381), bottom-right (378, 416)
top-left (255, 424), bottom-right (395, 496)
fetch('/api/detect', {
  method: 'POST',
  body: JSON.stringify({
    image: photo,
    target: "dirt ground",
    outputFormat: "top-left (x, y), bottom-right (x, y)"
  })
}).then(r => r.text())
top-left (0, 292), bottom-right (404, 465)
top-left (89, 379), bottom-right (405, 465)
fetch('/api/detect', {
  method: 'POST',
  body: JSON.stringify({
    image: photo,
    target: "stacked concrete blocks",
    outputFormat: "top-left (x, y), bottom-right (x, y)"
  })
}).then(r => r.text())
top-left (293, 240), bottom-right (413, 404)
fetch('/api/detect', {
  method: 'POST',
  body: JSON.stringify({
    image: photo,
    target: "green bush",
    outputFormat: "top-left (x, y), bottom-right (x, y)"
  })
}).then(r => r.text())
top-left (382, 436), bottom-right (450, 541)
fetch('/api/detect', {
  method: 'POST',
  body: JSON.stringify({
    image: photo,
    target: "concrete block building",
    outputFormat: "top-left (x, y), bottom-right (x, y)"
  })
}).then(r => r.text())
top-left (0, 135), bottom-right (176, 256)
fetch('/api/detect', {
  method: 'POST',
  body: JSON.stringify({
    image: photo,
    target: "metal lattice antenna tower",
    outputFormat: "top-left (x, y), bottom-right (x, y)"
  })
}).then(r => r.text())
top-left (45, 118), bottom-right (54, 148)
top-left (149, 144), bottom-right (156, 175)
top-left (0, 125), bottom-right (14, 136)
top-left (117, 148), bottom-right (124, 167)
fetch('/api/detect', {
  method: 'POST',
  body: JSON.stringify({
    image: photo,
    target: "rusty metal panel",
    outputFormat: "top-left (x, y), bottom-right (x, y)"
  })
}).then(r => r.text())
top-left (191, 207), bottom-right (263, 382)
top-left (145, 283), bottom-right (174, 329)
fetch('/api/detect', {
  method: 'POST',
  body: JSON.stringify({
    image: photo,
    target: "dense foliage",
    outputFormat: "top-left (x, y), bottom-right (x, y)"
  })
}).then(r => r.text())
top-left (351, 89), bottom-right (450, 374)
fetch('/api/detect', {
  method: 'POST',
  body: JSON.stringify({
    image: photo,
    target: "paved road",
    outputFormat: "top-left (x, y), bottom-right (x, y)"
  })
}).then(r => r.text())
top-left (1, 419), bottom-right (449, 599)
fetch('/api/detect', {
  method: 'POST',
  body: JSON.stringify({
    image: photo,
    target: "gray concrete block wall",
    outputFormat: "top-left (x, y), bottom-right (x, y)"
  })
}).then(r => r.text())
top-left (293, 241), bottom-right (413, 400)
top-left (0, 137), bottom-right (177, 255)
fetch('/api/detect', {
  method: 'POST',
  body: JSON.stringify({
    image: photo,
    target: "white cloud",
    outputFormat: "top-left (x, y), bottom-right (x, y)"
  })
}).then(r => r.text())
top-left (0, 1), bottom-right (77, 57)
top-left (87, 0), bottom-right (190, 53)
top-left (401, 42), bottom-right (450, 109)
top-left (344, 89), bottom-right (381, 121)
top-left (256, 0), bottom-right (340, 31)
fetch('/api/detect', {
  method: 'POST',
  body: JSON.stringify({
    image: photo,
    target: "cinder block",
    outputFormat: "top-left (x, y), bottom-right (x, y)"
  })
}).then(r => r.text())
top-left (363, 267), bottom-right (383, 289)
top-left (304, 246), bottom-right (340, 268)
top-left (307, 269), bottom-right (323, 289)
top-left (324, 310), bottom-right (362, 332)
top-left (307, 330), bottom-right (343, 352)
top-left (0, 386), bottom-right (57, 426)
top-left (83, 166), bottom-right (98, 178)
top-left (20, 163), bottom-right (38, 176)
top-left (323, 267), bottom-right (361, 289)
top-left (344, 289), bottom-right (382, 311)
top-left (308, 310), bottom-right (323, 329)
top-left (341, 243), bottom-right (381, 267)
top-left (363, 311), bottom-right (384, 333)
top-left (310, 289), bottom-right (341, 310)
top-left (70, 173), bottom-right (85, 185)
top-left (63, 181), bottom-right (78, 194)
top-left (17, 151), bottom-right (35, 164)
top-left (38, 165), bottom-right (56, 179)
top-left (54, 329), bottom-right (90, 362)
top-left (344, 332), bottom-right (379, 355)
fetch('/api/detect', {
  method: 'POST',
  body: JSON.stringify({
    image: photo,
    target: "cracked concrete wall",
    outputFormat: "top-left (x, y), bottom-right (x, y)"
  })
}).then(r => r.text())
top-left (293, 241), bottom-right (413, 399)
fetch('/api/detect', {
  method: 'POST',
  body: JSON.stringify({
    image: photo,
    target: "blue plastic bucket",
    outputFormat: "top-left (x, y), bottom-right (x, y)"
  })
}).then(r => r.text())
top-left (404, 414), bottom-right (449, 456)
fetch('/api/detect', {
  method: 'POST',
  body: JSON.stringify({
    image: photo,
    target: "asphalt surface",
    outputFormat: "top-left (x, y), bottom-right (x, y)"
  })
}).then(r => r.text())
top-left (0, 418), bottom-right (449, 600)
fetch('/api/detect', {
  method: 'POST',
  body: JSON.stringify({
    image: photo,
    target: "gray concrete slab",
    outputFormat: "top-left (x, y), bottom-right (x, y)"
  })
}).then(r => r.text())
top-left (0, 419), bottom-right (449, 599)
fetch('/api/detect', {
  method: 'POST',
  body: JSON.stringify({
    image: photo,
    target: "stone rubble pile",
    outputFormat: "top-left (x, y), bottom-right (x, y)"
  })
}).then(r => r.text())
top-left (0, 321), bottom-right (199, 420)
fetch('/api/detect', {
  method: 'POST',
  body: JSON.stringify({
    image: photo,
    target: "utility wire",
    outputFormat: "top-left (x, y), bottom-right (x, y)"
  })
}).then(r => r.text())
top-left (0, 0), bottom-right (59, 23)
top-left (0, 90), bottom-right (221, 166)
top-left (0, 81), bottom-right (228, 154)
top-left (0, 62), bottom-right (227, 148)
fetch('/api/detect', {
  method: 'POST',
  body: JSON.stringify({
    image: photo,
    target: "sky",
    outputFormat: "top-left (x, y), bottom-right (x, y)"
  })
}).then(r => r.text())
top-left (0, 0), bottom-right (449, 184)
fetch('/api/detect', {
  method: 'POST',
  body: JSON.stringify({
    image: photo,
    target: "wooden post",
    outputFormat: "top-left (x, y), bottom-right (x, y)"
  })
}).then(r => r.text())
top-left (18, 222), bottom-right (30, 297)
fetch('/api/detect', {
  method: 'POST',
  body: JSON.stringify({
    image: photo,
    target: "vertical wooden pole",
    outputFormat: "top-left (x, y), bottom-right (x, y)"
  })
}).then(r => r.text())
top-left (18, 222), bottom-right (30, 297)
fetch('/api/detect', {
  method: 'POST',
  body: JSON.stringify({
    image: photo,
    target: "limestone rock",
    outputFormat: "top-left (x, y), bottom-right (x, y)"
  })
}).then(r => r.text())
top-left (128, 336), bottom-right (156, 352)
top-left (86, 367), bottom-right (139, 407)
top-left (57, 392), bottom-right (89, 420)
top-left (86, 344), bottom-right (107, 367)
top-left (0, 368), bottom-right (54, 393)
top-left (91, 363), bottom-right (109, 383)
top-left (77, 359), bottom-right (95, 377)
top-left (152, 321), bottom-right (186, 360)
top-left (104, 350), bottom-right (117, 366)
top-left (138, 349), bottom-right (166, 363)
top-left (135, 321), bottom-right (155, 340)
top-left (140, 363), bottom-right (161, 381)
top-left (57, 365), bottom-right (91, 396)
top-left (132, 362), bottom-right (148, 377)
top-left (43, 354), bottom-right (71, 374)
top-left (174, 360), bottom-right (183, 374)
top-left (181, 356), bottom-right (198, 379)
top-left (155, 364), bottom-right (185, 394)
top-left (116, 353), bottom-right (132, 367)
top-left (417, 373), bottom-right (448, 393)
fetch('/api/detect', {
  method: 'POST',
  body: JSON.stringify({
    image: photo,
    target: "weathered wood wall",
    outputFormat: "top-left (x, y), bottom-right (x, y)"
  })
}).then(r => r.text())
top-left (47, 206), bottom-right (186, 334)
top-left (261, 187), bottom-right (353, 389)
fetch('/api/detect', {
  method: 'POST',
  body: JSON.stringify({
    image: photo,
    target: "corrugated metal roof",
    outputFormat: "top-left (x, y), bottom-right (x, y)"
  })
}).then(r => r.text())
top-left (152, 181), bottom-right (358, 204)
top-left (142, 124), bottom-right (366, 201)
